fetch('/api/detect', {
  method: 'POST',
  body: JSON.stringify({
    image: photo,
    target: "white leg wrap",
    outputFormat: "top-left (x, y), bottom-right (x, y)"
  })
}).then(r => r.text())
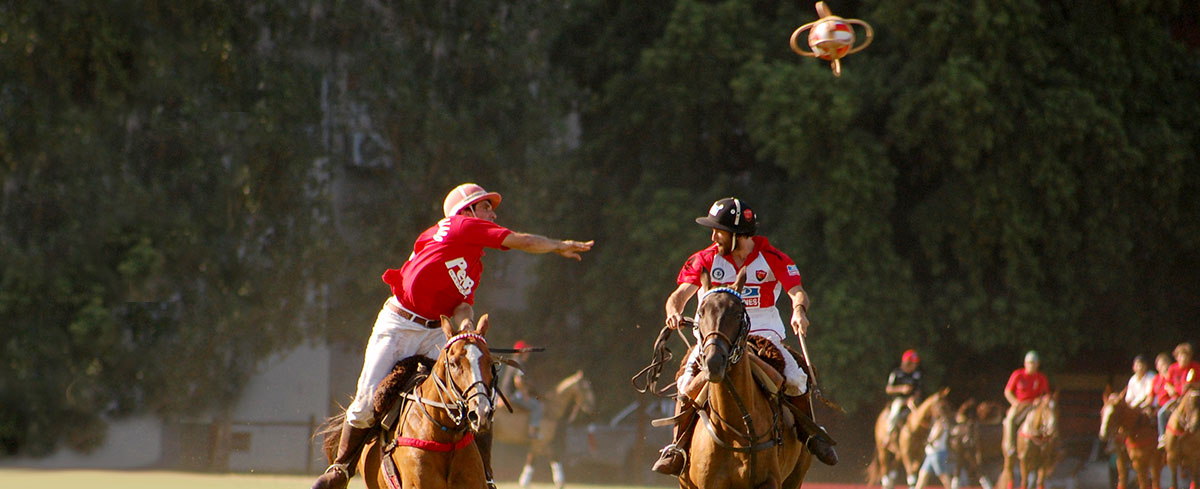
top-left (551, 461), bottom-right (564, 488)
top-left (519, 464), bottom-right (533, 487)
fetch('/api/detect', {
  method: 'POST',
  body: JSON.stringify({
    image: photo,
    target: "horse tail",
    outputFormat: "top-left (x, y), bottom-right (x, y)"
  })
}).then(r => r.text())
top-left (314, 412), bottom-right (347, 464)
top-left (865, 457), bottom-right (880, 485)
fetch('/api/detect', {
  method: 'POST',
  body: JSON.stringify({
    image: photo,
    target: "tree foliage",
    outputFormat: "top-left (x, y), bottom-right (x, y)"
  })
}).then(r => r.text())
top-left (1, 0), bottom-right (1198, 456)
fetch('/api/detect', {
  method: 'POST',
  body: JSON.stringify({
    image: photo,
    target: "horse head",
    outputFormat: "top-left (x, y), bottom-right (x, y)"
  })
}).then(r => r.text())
top-left (1099, 385), bottom-right (1127, 440)
top-left (438, 314), bottom-right (496, 434)
top-left (696, 267), bottom-right (749, 385)
top-left (910, 387), bottom-right (951, 431)
top-left (559, 370), bottom-right (597, 422)
top-left (1026, 392), bottom-right (1059, 440)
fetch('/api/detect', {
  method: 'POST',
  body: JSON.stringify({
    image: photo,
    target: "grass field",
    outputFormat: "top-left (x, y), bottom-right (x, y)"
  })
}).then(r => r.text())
top-left (0, 468), bottom-right (670, 489)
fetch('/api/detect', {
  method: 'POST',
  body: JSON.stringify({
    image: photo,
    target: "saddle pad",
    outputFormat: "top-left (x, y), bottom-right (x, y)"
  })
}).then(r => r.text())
top-left (374, 355), bottom-right (435, 424)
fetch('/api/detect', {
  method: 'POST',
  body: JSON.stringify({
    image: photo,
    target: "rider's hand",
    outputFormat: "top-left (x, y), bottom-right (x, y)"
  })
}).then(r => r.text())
top-left (791, 308), bottom-right (810, 337)
top-left (666, 313), bottom-right (685, 330)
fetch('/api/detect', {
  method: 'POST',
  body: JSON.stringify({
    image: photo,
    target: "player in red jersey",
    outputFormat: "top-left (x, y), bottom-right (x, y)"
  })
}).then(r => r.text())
top-left (313, 183), bottom-right (593, 489)
top-left (1157, 342), bottom-right (1200, 447)
top-left (651, 197), bottom-right (838, 475)
top-left (1001, 350), bottom-right (1050, 456)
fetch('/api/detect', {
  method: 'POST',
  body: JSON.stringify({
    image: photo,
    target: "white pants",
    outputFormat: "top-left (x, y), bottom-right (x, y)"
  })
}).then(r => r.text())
top-left (677, 333), bottom-right (807, 396)
top-left (345, 297), bottom-right (447, 428)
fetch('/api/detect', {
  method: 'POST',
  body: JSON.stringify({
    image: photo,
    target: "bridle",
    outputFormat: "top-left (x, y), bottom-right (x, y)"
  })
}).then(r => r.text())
top-left (697, 287), bottom-right (750, 367)
top-left (1019, 399), bottom-right (1057, 445)
top-left (402, 333), bottom-right (497, 432)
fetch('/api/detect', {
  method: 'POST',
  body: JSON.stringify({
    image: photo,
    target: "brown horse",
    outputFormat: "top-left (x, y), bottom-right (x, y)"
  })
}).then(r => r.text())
top-left (1163, 388), bottom-right (1200, 489)
top-left (1013, 394), bottom-right (1059, 489)
top-left (493, 370), bottom-right (596, 489)
top-left (680, 269), bottom-right (809, 489)
top-left (1099, 387), bottom-right (1161, 489)
top-left (870, 387), bottom-right (952, 488)
top-left (949, 399), bottom-right (1003, 489)
top-left (325, 315), bottom-right (496, 489)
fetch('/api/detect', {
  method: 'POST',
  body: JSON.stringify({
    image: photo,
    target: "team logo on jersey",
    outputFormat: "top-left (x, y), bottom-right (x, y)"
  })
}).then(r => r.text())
top-left (740, 285), bottom-right (761, 307)
top-left (755, 269), bottom-right (767, 281)
top-left (786, 264), bottom-right (800, 276)
top-left (444, 257), bottom-right (475, 297)
top-left (711, 268), bottom-right (726, 280)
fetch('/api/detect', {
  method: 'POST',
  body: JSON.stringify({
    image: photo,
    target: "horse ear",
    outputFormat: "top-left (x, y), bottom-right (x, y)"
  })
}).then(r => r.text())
top-left (1103, 385), bottom-right (1112, 399)
top-left (440, 315), bottom-right (455, 338)
top-left (733, 267), bottom-right (748, 294)
top-left (700, 267), bottom-right (712, 291)
top-left (940, 387), bottom-right (951, 397)
top-left (476, 314), bottom-right (490, 336)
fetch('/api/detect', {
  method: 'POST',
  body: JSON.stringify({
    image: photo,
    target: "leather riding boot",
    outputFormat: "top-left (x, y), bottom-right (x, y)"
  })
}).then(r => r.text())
top-left (652, 403), bottom-right (697, 475)
top-left (312, 423), bottom-right (373, 489)
top-left (786, 395), bottom-right (839, 466)
top-left (475, 431), bottom-right (497, 489)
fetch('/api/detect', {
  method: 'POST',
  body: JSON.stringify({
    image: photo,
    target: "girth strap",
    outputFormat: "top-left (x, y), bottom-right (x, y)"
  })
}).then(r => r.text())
top-left (696, 409), bottom-right (781, 453)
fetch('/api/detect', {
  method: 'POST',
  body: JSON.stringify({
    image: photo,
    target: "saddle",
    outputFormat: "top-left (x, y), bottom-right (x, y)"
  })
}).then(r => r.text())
top-left (373, 355), bottom-right (436, 431)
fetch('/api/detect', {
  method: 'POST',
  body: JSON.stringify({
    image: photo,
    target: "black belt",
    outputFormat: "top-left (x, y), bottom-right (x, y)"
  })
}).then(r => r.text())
top-left (385, 301), bottom-right (439, 329)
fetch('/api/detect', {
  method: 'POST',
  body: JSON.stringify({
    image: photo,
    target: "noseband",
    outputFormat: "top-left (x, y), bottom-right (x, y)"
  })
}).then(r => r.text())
top-left (698, 287), bottom-right (751, 366)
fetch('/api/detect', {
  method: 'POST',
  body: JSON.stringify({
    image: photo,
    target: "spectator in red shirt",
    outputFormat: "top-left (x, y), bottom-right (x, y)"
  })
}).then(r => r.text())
top-left (1151, 352), bottom-right (1173, 410)
top-left (1157, 342), bottom-right (1200, 447)
top-left (1001, 350), bottom-right (1050, 456)
top-left (312, 183), bottom-right (593, 489)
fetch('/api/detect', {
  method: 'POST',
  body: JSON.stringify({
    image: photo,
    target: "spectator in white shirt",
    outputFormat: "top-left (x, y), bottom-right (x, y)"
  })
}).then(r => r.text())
top-left (1123, 354), bottom-right (1155, 410)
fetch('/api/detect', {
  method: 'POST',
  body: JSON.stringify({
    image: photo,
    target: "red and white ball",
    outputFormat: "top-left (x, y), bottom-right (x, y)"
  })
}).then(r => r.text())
top-left (807, 20), bottom-right (855, 61)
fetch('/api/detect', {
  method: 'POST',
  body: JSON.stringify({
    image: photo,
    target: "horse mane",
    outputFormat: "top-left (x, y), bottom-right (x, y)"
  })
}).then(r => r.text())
top-left (372, 355), bottom-right (436, 420)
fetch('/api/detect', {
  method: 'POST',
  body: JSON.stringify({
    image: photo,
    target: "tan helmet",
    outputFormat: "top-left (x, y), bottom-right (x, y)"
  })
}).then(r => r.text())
top-left (443, 183), bottom-right (502, 217)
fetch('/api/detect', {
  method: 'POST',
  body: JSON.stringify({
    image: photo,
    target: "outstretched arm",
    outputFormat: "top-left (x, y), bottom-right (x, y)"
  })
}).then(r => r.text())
top-left (502, 233), bottom-right (594, 260)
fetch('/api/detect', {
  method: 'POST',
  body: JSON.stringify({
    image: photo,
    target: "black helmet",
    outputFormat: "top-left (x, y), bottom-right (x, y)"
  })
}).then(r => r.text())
top-left (695, 197), bottom-right (757, 235)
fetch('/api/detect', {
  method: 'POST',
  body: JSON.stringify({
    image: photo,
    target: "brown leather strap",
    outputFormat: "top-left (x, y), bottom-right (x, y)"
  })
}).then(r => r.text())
top-left (385, 300), bottom-right (439, 329)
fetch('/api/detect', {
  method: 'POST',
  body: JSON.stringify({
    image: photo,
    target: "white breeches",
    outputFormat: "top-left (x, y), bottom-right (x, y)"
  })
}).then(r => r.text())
top-left (345, 297), bottom-right (447, 428)
top-left (677, 333), bottom-right (807, 396)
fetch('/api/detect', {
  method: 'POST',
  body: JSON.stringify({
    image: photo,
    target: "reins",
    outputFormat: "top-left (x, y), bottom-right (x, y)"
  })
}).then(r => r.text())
top-left (388, 333), bottom-right (496, 451)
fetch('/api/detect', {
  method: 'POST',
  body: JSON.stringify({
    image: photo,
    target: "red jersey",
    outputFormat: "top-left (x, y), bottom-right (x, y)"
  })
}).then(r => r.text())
top-left (382, 215), bottom-right (512, 320)
top-left (1152, 372), bottom-right (1171, 407)
top-left (1005, 369), bottom-right (1049, 402)
top-left (1165, 361), bottom-right (1200, 399)
top-left (677, 236), bottom-right (803, 340)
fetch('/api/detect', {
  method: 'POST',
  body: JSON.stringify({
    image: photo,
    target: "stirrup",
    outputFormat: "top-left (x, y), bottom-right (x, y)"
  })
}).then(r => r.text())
top-left (323, 463), bottom-right (350, 477)
top-left (487, 479), bottom-right (498, 489)
top-left (659, 443), bottom-right (687, 464)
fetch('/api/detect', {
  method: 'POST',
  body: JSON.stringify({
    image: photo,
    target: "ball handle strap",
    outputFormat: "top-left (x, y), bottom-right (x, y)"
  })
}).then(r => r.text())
top-left (844, 19), bottom-right (874, 56)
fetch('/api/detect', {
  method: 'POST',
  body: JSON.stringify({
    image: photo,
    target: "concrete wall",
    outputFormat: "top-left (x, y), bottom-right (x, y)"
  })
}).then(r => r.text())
top-left (226, 342), bottom-right (332, 473)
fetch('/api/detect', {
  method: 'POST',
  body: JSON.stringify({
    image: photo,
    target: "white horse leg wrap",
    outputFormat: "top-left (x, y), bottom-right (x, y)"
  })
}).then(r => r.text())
top-left (519, 464), bottom-right (533, 487)
top-left (551, 461), bottom-right (564, 488)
